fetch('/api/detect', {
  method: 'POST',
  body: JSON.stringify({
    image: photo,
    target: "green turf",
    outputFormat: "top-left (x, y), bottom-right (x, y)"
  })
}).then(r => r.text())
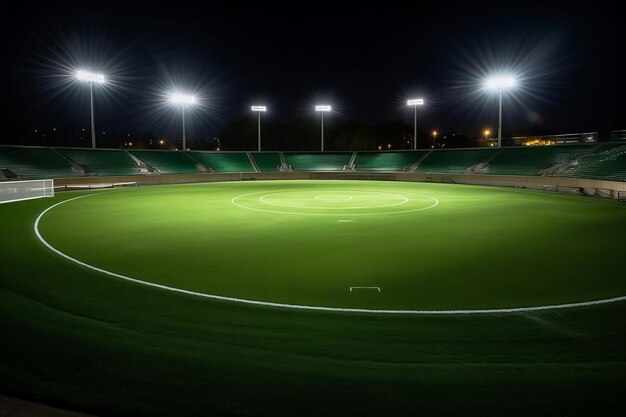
top-left (1, 180), bottom-right (625, 417)
top-left (36, 180), bottom-right (626, 310)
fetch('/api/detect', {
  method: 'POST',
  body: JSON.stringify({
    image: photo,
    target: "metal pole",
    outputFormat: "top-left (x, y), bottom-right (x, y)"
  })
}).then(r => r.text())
top-left (498, 90), bottom-right (503, 148)
top-left (413, 106), bottom-right (417, 150)
top-left (90, 83), bottom-right (96, 149)
top-left (258, 112), bottom-right (261, 152)
top-left (182, 105), bottom-right (186, 151)
top-left (321, 112), bottom-right (324, 152)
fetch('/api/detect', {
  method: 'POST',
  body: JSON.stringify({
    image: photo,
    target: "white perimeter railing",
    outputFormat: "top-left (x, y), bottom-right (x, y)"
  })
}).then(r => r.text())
top-left (0, 179), bottom-right (54, 204)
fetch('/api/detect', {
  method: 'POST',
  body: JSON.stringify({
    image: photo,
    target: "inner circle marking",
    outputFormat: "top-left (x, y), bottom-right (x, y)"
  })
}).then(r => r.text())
top-left (234, 190), bottom-right (427, 215)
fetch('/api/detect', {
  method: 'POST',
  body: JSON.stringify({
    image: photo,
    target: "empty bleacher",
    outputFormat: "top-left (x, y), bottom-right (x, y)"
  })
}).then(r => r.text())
top-left (2, 143), bottom-right (625, 183)
top-left (556, 143), bottom-right (626, 182)
top-left (0, 146), bottom-right (76, 179)
top-left (483, 145), bottom-right (594, 176)
top-left (284, 153), bottom-right (352, 171)
top-left (131, 150), bottom-right (199, 174)
top-left (189, 151), bottom-right (254, 173)
top-left (58, 148), bottom-right (142, 177)
top-left (416, 148), bottom-right (500, 173)
top-left (251, 153), bottom-right (282, 172)
top-left (354, 151), bottom-right (428, 171)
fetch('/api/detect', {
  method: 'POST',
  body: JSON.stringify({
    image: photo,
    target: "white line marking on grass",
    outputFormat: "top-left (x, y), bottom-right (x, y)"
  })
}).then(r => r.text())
top-left (337, 220), bottom-right (354, 222)
top-left (34, 189), bottom-right (626, 315)
top-left (231, 190), bottom-right (438, 216)
top-left (259, 191), bottom-right (409, 210)
top-left (350, 287), bottom-right (381, 292)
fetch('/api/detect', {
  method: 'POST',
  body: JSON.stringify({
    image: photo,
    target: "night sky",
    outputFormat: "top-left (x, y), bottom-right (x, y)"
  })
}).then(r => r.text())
top-left (1, 0), bottom-right (624, 145)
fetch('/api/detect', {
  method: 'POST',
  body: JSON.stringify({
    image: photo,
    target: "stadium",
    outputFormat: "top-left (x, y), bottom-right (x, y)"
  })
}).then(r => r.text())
top-left (2, 2), bottom-right (626, 416)
top-left (1, 143), bottom-right (626, 416)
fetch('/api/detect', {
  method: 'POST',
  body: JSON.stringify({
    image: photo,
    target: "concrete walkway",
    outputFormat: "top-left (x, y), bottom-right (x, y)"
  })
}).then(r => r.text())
top-left (0, 395), bottom-right (96, 417)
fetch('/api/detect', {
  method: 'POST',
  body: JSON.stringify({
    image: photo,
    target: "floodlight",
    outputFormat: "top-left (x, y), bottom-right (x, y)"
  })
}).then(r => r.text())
top-left (315, 105), bottom-right (331, 112)
top-left (406, 98), bottom-right (424, 106)
top-left (251, 106), bottom-right (267, 112)
top-left (169, 93), bottom-right (197, 105)
top-left (76, 70), bottom-right (105, 84)
top-left (484, 76), bottom-right (516, 91)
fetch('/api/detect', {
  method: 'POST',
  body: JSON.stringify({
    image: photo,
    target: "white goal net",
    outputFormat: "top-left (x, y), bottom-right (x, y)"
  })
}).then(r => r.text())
top-left (0, 179), bottom-right (54, 204)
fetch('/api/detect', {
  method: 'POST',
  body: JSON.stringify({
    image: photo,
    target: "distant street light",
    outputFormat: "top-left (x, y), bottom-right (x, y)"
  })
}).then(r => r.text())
top-left (159, 139), bottom-right (165, 149)
top-left (484, 76), bottom-right (517, 147)
top-left (432, 130), bottom-right (438, 148)
top-left (168, 93), bottom-right (197, 150)
top-left (407, 98), bottom-right (424, 150)
top-left (484, 129), bottom-right (491, 143)
top-left (315, 105), bottom-right (331, 151)
top-left (75, 70), bottom-right (105, 149)
top-left (251, 106), bottom-right (267, 152)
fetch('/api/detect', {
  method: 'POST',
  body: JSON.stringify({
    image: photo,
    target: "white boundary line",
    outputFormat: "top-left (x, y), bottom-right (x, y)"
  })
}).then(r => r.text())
top-left (33, 189), bottom-right (626, 315)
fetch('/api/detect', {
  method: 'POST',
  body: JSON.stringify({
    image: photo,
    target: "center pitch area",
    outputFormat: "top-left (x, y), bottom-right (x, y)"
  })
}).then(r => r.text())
top-left (37, 180), bottom-right (626, 311)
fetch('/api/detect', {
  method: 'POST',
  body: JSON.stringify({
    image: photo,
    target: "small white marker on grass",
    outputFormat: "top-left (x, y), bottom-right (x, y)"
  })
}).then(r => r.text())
top-left (337, 219), bottom-right (354, 222)
top-left (350, 287), bottom-right (381, 292)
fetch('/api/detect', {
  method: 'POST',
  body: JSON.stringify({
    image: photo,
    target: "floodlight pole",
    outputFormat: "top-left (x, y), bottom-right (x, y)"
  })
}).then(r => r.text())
top-left (257, 111), bottom-right (262, 152)
top-left (320, 112), bottom-right (324, 152)
top-left (413, 106), bottom-right (418, 150)
top-left (182, 105), bottom-right (186, 151)
top-left (497, 90), bottom-right (503, 148)
top-left (89, 83), bottom-right (96, 149)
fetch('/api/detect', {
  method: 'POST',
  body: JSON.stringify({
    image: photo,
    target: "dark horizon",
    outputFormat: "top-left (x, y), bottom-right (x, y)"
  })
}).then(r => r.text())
top-left (1, 1), bottom-right (624, 148)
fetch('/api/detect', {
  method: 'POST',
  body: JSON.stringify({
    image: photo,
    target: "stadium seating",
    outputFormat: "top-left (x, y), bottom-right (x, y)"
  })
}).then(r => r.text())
top-left (354, 151), bottom-right (428, 171)
top-left (2, 143), bottom-right (625, 182)
top-left (58, 148), bottom-right (142, 176)
top-left (284, 153), bottom-right (352, 171)
top-left (0, 146), bottom-right (76, 179)
top-left (483, 145), bottom-right (594, 176)
top-left (188, 151), bottom-right (254, 172)
top-left (131, 150), bottom-right (200, 174)
top-left (416, 148), bottom-right (500, 173)
top-left (556, 143), bottom-right (626, 182)
top-left (251, 153), bottom-right (282, 172)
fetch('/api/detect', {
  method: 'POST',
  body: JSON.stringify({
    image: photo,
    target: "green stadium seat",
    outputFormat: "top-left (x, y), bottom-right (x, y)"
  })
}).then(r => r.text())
top-left (188, 152), bottom-right (254, 172)
top-left (484, 145), bottom-right (594, 176)
top-left (354, 151), bottom-right (428, 171)
top-left (284, 153), bottom-right (352, 171)
top-left (416, 148), bottom-right (500, 173)
top-left (0, 146), bottom-right (77, 179)
top-left (131, 150), bottom-right (200, 174)
top-left (251, 153), bottom-right (282, 172)
top-left (556, 143), bottom-right (626, 182)
top-left (58, 148), bottom-right (142, 176)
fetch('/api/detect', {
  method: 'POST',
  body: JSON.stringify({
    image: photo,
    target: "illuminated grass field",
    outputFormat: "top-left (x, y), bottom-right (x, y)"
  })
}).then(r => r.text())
top-left (1, 180), bottom-right (625, 416)
top-left (36, 180), bottom-right (626, 311)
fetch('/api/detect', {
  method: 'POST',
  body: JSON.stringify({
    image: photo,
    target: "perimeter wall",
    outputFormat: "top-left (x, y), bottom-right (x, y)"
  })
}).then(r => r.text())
top-left (52, 171), bottom-right (626, 199)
